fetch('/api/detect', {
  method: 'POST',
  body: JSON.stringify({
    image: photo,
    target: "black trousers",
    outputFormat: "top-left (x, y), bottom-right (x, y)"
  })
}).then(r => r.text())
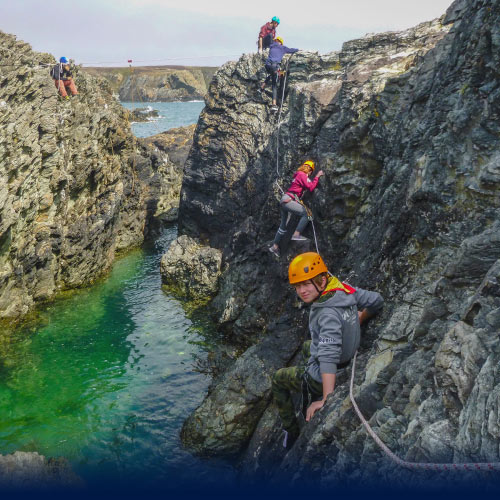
top-left (262, 34), bottom-right (273, 49)
top-left (264, 62), bottom-right (280, 102)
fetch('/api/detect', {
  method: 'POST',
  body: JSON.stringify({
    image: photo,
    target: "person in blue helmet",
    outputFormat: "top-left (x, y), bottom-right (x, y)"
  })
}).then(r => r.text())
top-left (258, 16), bottom-right (280, 53)
top-left (260, 37), bottom-right (298, 111)
top-left (50, 57), bottom-right (78, 99)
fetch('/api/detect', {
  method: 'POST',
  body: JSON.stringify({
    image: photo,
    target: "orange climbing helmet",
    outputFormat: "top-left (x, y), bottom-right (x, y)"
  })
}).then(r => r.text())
top-left (288, 252), bottom-right (328, 284)
top-left (303, 160), bottom-right (315, 171)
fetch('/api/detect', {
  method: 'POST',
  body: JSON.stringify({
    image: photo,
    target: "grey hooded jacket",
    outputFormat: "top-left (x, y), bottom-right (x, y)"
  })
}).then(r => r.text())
top-left (307, 284), bottom-right (383, 383)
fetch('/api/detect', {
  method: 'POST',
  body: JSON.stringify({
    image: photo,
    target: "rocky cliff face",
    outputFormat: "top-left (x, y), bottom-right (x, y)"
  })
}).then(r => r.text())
top-left (174, 0), bottom-right (500, 484)
top-left (84, 66), bottom-right (217, 102)
top-left (0, 31), bottom-right (163, 320)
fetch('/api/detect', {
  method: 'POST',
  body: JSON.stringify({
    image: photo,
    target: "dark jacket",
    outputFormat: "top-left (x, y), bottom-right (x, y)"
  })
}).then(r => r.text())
top-left (258, 22), bottom-right (276, 41)
top-left (266, 41), bottom-right (298, 64)
top-left (50, 63), bottom-right (73, 80)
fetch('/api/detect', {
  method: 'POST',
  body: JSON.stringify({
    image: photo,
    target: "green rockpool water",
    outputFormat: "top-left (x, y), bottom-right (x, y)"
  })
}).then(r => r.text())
top-left (0, 227), bottom-right (234, 486)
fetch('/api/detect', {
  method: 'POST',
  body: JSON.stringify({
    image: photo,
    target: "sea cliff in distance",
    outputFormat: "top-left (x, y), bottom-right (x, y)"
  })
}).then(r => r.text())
top-left (83, 65), bottom-right (217, 102)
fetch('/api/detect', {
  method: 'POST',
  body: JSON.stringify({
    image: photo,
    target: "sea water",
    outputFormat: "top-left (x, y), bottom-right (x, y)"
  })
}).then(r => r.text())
top-left (0, 229), bottom-right (234, 487)
top-left (121, 101), bottom-right (205, 138)
top-left (0, 103), bottom-right (235, 488)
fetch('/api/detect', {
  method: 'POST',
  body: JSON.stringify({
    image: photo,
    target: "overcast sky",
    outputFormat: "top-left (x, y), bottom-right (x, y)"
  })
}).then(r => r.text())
top-left (1, 0), bottom-right (455, 67)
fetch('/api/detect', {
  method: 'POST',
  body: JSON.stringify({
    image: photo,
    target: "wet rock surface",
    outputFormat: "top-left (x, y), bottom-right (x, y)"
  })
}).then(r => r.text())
top-left (177, 0), bottom-right (500, 485)
top-left (0, 452), bottom-right (82, 489)
top-left (0, 31), bottom-right (167, 319)
top-left (129, 106), bottom-right (159, 122)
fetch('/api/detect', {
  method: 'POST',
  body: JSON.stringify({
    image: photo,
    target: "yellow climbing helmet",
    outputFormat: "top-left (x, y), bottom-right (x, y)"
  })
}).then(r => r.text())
top-left (275, 37), bottom-right (284, 45)
top-left (303, 160), bottom-right (315, 171)
top-left (288, 252), bottom-right (328, 284)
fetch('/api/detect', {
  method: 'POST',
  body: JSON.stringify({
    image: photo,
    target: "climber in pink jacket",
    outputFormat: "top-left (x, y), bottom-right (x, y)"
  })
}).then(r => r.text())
top-left (269, 160), bottom-right (324, 257)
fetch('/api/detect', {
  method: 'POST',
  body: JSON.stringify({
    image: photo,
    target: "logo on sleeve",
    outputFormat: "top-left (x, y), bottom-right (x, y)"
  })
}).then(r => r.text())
top-left (319, 336), bottom-right (336, 344)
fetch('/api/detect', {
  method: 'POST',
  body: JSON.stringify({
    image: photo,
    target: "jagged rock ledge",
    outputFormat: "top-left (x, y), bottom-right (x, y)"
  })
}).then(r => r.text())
top-left (0, 30), bottom-right (180, 320)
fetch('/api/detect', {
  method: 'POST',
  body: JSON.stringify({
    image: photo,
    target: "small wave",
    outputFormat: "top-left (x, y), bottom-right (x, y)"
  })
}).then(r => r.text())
top-left (188, 100), bottom-right (204, 103)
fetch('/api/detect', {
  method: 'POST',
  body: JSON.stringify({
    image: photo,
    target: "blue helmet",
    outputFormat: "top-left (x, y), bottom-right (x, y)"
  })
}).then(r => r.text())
top-left (272, 16), bottom-right (280, 24)
top-left (59, 57), bottom-right (69, 64)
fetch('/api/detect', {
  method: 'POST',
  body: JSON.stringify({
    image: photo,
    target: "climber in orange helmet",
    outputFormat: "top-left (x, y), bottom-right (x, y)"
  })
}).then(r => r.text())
top-left (272, 252), bottom-right (384, 449)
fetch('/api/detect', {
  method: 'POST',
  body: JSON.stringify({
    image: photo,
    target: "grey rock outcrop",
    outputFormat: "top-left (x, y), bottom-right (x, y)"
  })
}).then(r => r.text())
top-left (160, 235), bottom-right (222, 300)
top-left (177, 0), bottom-right (500, 484)
top-left (129, 106), bottom-right (159, 122)
top-left (141, 124), bottom-right (195, 222)
top-left (0, 31), bottom-right (165, 319)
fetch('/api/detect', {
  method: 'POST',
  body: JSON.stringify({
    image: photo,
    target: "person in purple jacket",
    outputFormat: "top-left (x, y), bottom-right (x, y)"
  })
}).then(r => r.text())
top-left (269, 160), bottom-right (324, 257)
top-left (260, 37), bottom-right (298, 111)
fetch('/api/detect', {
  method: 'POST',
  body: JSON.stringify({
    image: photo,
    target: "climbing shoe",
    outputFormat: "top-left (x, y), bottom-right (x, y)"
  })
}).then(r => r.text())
top-left (271, 105), bottom-right (279, 112)
top-left (269, 246), bottom-right (280, 258)
top-left (291, 235), bottom-right (308, 241)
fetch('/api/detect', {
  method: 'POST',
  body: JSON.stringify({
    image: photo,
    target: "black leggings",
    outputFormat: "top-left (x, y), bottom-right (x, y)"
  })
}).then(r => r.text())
top-left (265, 62), bottom-right (280, 102)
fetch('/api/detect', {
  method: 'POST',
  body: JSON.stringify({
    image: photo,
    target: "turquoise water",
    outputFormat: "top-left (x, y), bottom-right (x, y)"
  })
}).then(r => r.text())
top-left (0, 228), bottom-right (234, 487)
top-left (121, 101), bottom-right (205, 138)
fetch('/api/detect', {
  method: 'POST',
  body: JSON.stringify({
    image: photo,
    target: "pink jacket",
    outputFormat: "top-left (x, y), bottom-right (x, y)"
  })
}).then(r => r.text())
top-left (286, 171), bottom-right (319, 199)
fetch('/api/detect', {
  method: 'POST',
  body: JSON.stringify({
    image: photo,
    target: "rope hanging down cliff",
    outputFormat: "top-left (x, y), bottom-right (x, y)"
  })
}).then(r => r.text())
top-left (349, 352), bottom-right (500, 472)
top-left (273, 58), bottom-right (320, 255)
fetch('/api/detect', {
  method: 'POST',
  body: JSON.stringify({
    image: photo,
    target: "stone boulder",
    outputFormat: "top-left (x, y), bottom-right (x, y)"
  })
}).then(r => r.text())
top-left (181, 316), bottom-right (304, 456)
top-left (160, 235), bottom-right (222, 300)
top-left (129, 106), bottom-right (159, 122)
top-left (0, 452), bottom-right (82, 489)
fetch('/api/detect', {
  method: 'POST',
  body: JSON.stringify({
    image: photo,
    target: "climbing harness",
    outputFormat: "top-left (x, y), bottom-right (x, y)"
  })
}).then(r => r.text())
top-left (349, 352), bottom-right (500, 471)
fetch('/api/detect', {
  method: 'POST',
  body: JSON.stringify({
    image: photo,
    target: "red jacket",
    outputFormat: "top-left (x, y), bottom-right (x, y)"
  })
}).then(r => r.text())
top-left (286, 171), bottom-right (319, 199)
top-left (259, 22), bottom-right (276, 40)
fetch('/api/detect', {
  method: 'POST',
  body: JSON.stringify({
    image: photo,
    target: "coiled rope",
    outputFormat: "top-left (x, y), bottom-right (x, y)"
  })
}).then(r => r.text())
top-left (349, 352), bottom-right (500, 471)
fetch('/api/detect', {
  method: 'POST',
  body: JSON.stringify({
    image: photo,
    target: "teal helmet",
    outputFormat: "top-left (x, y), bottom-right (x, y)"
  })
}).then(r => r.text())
top-left (272, 16), bottom-right (280, 24)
